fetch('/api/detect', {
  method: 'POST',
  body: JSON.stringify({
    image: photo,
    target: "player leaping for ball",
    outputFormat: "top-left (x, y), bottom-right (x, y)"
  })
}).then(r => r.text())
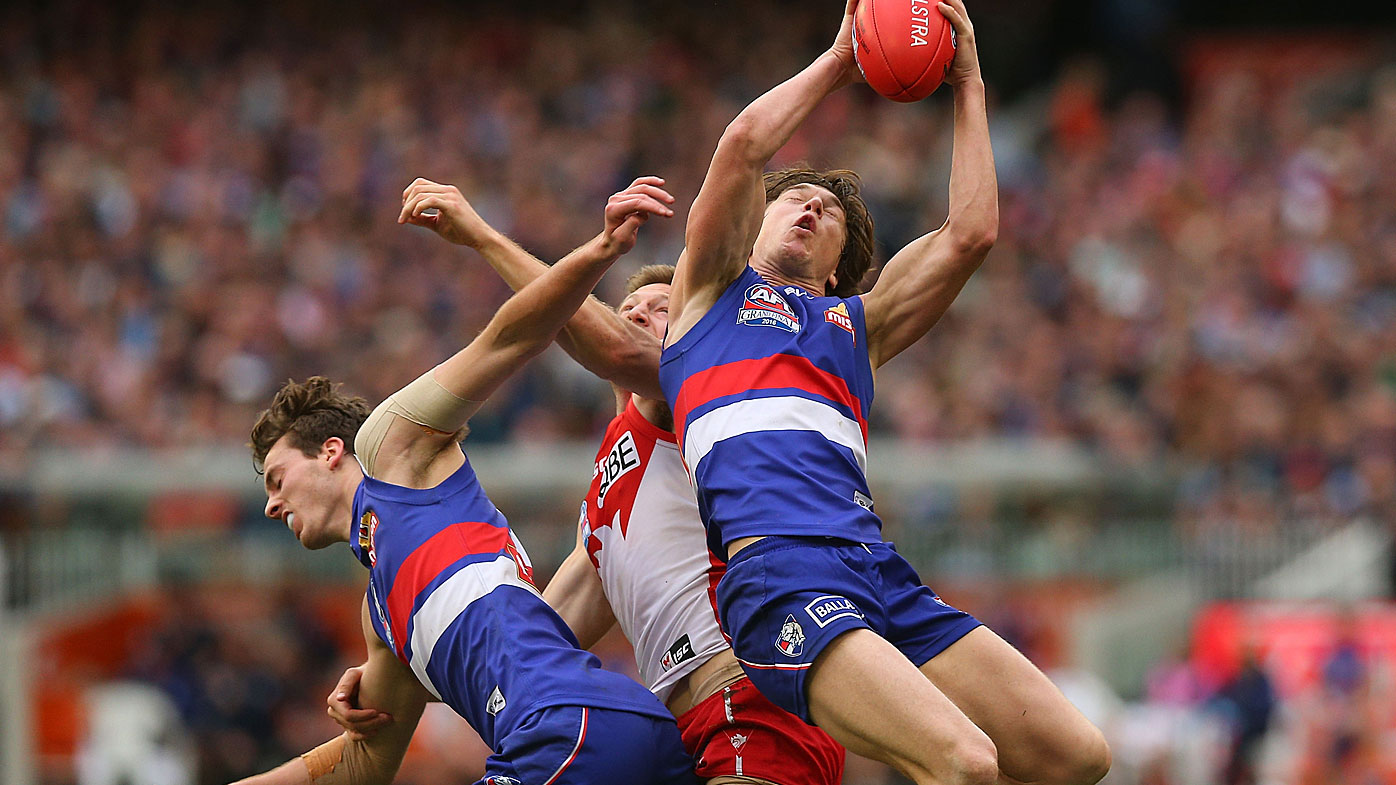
top-left (325, 179), bottom-right (846, 785)
top-left (234, 179), bottom-right (695, 785)
top-left (659, 2), bottom-right (1111, 785)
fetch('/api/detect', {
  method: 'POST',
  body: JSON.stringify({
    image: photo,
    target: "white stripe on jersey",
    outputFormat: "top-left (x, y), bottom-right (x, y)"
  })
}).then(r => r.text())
top-left (683, 396), bottom-right (867, 474)
top-left (408, 553), bottom-right (542, 698)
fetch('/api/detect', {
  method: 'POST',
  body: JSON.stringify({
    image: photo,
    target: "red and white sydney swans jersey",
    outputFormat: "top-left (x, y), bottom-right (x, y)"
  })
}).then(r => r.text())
top-left (581, 400), bottom-right (729, 703)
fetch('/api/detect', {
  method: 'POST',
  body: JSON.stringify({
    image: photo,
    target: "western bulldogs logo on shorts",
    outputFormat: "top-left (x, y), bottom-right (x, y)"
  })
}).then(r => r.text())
top-left (805, 594), bottom-right (865, 628)
top-left (487, 777), bottom-right (520, 785)
top-left (739, 284), bottom-right (800, 333)
top-left (775, 615), bottom-right (806, 657)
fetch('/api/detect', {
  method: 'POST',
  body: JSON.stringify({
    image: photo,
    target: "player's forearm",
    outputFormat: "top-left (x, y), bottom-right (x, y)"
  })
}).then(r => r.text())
top-left (719, 51), bottom-right (850, 167)
top-left (473, 231), bottom-right (661, 394)
top-left (478, 232), bottom-right (622, 357)
top-left (943, 79), bottom-right (998, 254)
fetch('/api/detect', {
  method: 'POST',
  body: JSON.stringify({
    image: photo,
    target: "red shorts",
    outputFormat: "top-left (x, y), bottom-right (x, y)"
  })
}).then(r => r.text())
top-left (676, 676), bottom-right (844, 785)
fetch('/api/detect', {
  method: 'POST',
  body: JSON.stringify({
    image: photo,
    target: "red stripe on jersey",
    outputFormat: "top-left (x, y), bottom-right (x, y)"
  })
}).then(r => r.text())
top-left (672, 354), bottom-right (867, 444)
top-left (706, 549), bottom-right (729, 643)
top-left (386, 520), bottom-right (510, 657)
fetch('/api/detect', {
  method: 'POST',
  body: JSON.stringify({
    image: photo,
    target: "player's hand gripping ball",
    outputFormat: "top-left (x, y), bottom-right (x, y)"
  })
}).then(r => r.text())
top-left (853, 0), bottom-right (956, 102)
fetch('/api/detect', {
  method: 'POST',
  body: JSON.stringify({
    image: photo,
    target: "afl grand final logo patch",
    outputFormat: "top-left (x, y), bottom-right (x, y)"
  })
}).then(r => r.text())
top-left (359, 510), bottom-right (380, 566)
top-left (739, 284), bottom-right (800, 333)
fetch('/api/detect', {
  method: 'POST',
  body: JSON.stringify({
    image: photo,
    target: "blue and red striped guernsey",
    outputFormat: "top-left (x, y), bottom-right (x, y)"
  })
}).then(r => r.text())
top-left (660, 266), bottom-right (880, 559)
top-left (349, 455), bottom-right (670, 750)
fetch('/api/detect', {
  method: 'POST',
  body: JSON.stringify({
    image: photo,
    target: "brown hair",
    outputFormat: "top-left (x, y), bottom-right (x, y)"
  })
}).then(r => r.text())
top-left (250, 377), bottom-right (370, 471)
top-left (763, 166), bottom-right (875, 298)
top-left (625, 264), bottom-right (676, 296)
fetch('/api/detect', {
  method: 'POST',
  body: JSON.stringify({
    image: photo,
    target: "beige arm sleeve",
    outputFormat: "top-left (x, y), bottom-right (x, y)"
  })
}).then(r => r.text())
top-left (354, 368), bottom-right (483, 477)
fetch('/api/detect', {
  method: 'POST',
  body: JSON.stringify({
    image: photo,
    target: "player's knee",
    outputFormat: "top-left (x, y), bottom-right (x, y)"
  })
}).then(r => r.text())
top-left (943, 734), bottom-right (999, 785)
top-left (1044, 727), bottom-right (1111, 785)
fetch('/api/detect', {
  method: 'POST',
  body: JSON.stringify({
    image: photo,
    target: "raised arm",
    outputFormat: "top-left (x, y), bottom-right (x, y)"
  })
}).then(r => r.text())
top-left (397, 178), bottom-right (672, 400)
top-left (862, 0), bottom-right (998, 369)
top-left (231, 599), bottom-right (429, 785)
top-left (357, 182), bottom-right (670, 487)
top-left (668, 1), bottom-right (862, 340)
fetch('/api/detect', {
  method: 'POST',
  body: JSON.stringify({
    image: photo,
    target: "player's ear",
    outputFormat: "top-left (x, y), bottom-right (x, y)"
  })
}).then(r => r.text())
top-left (826, 270), bottom-right (840, 295)
top-left (322, 437), bottom-right (347, 469)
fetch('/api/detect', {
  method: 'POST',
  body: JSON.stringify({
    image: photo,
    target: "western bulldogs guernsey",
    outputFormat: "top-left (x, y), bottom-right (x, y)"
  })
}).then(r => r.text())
top-left (660, 266), bottom-right (880, 556)
top-left (582, 400), bottom-right (728, 703)
top-left (349, 455), bottom-right (670, 750)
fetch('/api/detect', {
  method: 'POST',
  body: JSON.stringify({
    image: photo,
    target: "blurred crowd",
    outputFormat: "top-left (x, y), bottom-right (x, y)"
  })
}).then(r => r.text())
top-left (4, 3), bottom-right (1396, 543)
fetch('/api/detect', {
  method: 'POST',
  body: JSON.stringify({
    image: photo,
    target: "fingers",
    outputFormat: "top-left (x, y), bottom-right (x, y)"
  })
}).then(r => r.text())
top-left (617, 183), bottom-right (675, 207)
top-left (624, 175), bottom-right (667, 191)
top-left (607, 194), bottom-right (674, 220)
top-left (325, 704), bottom-right (393, 739)
top-left (399, 194), bottom-right (451, 225)
top-left (937, 0), bottom-right (972, 35)
top-left (401, 177), bottom-right (452, 202)
top-left (398, 180), bottom-right (459, 223)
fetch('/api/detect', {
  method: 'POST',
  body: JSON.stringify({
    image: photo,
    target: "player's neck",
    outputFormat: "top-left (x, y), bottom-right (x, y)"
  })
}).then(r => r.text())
top-left (632, 394), bottom-right (674, 433)
top-left (748, 260), bottom-right (826, 297)
top-left (329, 462), bottom-right (364, 544)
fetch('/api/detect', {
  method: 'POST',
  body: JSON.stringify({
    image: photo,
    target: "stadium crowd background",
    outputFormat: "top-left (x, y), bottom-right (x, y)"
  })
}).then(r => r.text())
top-left (2, 0), bottom-right (1395, 784)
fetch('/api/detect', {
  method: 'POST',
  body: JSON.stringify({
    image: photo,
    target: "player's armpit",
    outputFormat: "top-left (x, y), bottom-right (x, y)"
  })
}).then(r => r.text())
top-left (542, 535), bottom-right (617, 650)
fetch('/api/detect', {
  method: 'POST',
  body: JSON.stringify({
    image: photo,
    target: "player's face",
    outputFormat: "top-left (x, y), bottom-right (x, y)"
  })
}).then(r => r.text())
top-left (753, 184), bottom-right (847, 288)
top-left (262, 435), bottom-right (348, 550)
top-left (617, 283), bottom-right (671, 340)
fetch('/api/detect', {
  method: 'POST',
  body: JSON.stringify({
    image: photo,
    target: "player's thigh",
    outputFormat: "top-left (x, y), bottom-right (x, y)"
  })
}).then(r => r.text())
top-left (806, 628), bottom-right (998, 785)
top-left (919, 626), bottom-right (1110, 785)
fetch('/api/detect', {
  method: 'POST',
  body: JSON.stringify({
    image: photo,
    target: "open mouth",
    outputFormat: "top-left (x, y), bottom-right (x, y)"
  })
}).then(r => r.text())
top-left (795, 214), bottom-right (817, 233)
top-left (286, 511), bottom-right (298, 536)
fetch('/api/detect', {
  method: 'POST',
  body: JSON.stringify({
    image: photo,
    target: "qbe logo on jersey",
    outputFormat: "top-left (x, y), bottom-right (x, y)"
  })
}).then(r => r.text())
top-left (595, 431), bottom-right (640, 506)
top-left (739, 284), bottom-right (800, 333)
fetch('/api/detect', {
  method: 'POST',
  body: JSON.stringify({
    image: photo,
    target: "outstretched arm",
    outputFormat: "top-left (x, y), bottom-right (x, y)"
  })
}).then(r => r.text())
top-left (669, 1), bottom-right (862, 339)
top-left (231, 600), bottom-right (429, 785)
top-left (397, 178), bottom-right (673, 400)
top-left (862, 0), bottom-right (998, 368)
top-left (359, 182), bottom-right (670, 487)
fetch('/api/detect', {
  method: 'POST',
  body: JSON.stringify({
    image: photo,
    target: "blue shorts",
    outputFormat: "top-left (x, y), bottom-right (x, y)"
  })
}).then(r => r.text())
top-left (716, 536), bottom-right (982, 724)
top-left (478, 705), bottom-right (695, 785)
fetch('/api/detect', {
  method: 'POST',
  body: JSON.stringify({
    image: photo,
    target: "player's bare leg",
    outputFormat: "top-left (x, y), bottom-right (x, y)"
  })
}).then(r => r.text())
top-left (806, 629), bottom-right (999, 785)
top-left (919, 627), bottom-right (1110, 785)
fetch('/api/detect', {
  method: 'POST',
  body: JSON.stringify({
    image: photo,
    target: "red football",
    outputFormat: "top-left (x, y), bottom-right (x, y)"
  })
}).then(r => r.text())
top-left (853, 0), bottom-right (957, 103)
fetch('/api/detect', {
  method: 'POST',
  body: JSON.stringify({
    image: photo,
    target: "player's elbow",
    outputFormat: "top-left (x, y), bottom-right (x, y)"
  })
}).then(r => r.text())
top-left (716, 115), bottom-right (766, 166)
top-left (949, 216), bottom-right (997, 261)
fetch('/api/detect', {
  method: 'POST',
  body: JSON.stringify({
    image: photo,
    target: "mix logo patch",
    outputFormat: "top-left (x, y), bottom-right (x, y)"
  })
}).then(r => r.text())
top-left (738, 284), bottom-right (800, 333)
top-left (359, 509), bottom-right (380, 566)
top-left (595, 431), bottom-right (640, 506)
top-left (824, 302), bottom-right (855, 341)
top-left (804, 594), bottom-right (865, 628)
top-left (775, 614), bottom-right (806, 657)
top-left (660, 633), bottom-right (696, 672)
